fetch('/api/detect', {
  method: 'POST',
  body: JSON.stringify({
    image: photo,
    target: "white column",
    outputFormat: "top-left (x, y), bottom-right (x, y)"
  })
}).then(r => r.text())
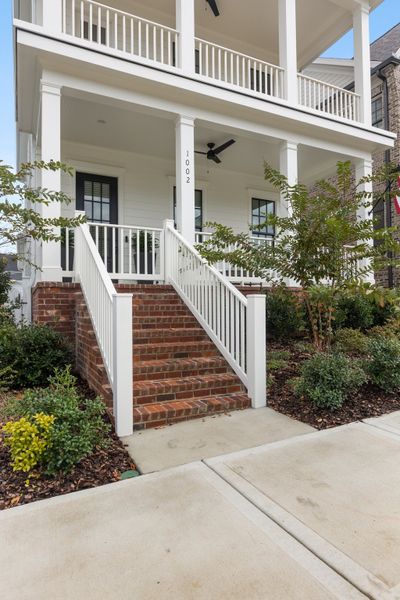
top-left (175, 115), bottom-right (195, 245)
top-left (355, 157), bottom-right (374, 283)
top-left (279, 0), bottom-right (298, 104)
top-left (42, 0), bottom-right (63, 33)
top-left (40, 80), bottom-right (62, 282)
top-left (176, 0), bottom-right (195, 74)
top-left (353, 3), bottom-right (372, 125)
top-left (247, 295), bottom-right (266, 408)
top-left (280, 141), bottom-right (298, 286)
top-left (113, 293), bottom-right (133, 437)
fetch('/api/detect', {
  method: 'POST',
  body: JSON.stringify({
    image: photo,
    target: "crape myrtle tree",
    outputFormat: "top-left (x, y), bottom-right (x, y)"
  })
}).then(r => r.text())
top-left (197, 161), bottom-right (400, 350)
top-left (0, 160), bottom-right (85, 260)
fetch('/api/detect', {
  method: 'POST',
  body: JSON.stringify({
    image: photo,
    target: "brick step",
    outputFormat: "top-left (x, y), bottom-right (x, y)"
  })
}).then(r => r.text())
top-left (132, 393), bottom-right (251, 429)
top-left (133, 340), bottom-right (219, 360)
top-left (133, 327), bottom-right (208, 344)
top-left (132, 295), bottom-right (187, 305)
top-left (133, 373), bottom-right (244, 405)
top-left (133, 315), bottom-right (198, 329)
top-left (117, 284), bottom-right (174, 292)
top-left (132, 306), bottom-right (191, 317)
top-left (133, 356), bottom-right (230, 381)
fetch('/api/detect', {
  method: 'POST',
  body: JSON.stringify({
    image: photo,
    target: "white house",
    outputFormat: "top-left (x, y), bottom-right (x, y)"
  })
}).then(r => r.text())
top-left (13, 0), bottom-right (396, 436)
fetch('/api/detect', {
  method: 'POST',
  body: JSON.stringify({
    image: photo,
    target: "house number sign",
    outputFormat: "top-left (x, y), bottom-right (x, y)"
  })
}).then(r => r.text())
top-left (185, 150), bottom-right (191, 184)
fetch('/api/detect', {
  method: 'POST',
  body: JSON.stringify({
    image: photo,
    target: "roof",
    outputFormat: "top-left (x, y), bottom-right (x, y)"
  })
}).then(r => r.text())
top-left (370, 22), bottom-right (400, 62)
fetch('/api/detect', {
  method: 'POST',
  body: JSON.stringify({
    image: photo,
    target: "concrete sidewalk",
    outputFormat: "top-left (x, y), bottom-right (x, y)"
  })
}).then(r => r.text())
top-left (122, 407), bottom-right (314, 473)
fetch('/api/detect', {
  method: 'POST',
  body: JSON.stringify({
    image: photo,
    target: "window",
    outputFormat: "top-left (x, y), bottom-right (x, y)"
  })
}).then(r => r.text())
top-left (251, 198), bottom-right (275, 238)
top-left (372, 95), bottom-right (384, 129)
top-left (76, 173), bottom-right (118, 224)
top-left (173, 188), bottom-right (203, 231)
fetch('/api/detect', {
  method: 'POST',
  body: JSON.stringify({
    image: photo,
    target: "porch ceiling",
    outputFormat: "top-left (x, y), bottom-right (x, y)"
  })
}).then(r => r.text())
top-left (60, 95), bottom-right (350, 183)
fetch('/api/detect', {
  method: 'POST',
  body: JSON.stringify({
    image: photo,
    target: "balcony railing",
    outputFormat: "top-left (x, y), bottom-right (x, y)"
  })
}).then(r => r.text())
top-left (298, 74), bottom-right (361, 122)
top-left (62, 0), bottom-right (178, 67)
top-left (195, 38), bottom-right (285, 100)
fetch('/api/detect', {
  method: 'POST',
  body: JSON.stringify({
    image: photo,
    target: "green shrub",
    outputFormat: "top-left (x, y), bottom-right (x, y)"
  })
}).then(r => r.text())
top-left (0, 322), bottom-right (73, 388)
top-left (364, 336), bottom-right (400, 393)
top-left (368, 319), bottom-right (400, 340)
top-left (295, 352), bottom-right (366, 409)
top-left (334, 294), bottom-right (374, 331)
top-left (2, 413), bottom-right (55, 473)
top-left (333, 328), bottom-right (369, 355)
top-left (6, 367), bottom-right (110, 474)
top-left (265, 286), bottom-right (305, 339)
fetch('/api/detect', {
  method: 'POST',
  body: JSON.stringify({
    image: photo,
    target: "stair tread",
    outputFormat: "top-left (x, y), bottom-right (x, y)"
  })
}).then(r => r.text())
top-left (134, 371), bottom-right (240, 390)
top-left (134, 356), bottom-right (227, 369)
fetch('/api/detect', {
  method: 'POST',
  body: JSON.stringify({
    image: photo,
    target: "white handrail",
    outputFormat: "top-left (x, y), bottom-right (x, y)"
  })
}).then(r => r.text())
top-left (195, 37), bottom-right (284, 99)
top-left (74, 215), bottom-right (133, 436)
top-left (165, 220), bottom-right (266, 407)
top-left (298, 73), bottom-right (361, 122)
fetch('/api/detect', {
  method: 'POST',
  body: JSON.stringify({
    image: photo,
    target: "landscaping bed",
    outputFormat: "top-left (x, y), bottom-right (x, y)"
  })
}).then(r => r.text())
top-left (267, 340), bottom-right (400, 430)
top-left (0, 383), bottom-right (137, 511)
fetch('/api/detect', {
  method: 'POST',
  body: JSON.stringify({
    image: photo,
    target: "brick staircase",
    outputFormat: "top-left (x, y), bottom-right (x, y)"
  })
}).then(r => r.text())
top-left (117, 284), bottom-right (251, 429)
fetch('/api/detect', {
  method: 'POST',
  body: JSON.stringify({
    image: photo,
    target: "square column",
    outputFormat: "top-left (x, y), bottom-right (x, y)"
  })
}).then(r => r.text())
top-left (353, 3), bottom-right (372, 126)
top-left (176, 0), bottom-right (195, 74)
top-left (280, 141), bottom-right (298, 286)
top-left (175, 115), bottom-right (195, 245)
top-left (279, 0), bottom-right (298, 105)
top-left (355, 157), bottom-right (374, 283)
top-left (42, 0), bottom-right (62, 33)
top-left (40, 80), bottom-right (62, 282)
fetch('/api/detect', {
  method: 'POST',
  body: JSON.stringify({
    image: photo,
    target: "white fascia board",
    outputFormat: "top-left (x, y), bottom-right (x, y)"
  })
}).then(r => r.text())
top-left (16, 26), bottom-right (395, 158)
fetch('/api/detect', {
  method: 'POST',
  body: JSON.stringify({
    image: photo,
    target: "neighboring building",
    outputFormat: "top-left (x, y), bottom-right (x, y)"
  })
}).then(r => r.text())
top-left (13, 0), bottom-right (395, 435)
top-left (303, 22), bottom-right (400, 287)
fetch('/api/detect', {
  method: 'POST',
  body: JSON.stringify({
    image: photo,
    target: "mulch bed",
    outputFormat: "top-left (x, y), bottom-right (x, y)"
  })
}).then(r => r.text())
top-left (267, 340), bottom-right (400, 430)
top-left (0, 386), bottom-right (137, 511)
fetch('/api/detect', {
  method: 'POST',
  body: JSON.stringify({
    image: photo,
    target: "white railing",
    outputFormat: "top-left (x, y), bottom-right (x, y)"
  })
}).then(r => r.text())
top-left (63, 223), bottom-right (164, 281)
top-left (195, 38), bottom-right (284, 99)
top-left (195, 232), bottom-right (276, 284)
top-left (74, 214), bottom-right (133, 437)
top-left (62, 0), bottom-right (178, 67)
top-left (166, 221), bottom-right (266, 408)
top-left (298, 74), bottom-right (361, 122)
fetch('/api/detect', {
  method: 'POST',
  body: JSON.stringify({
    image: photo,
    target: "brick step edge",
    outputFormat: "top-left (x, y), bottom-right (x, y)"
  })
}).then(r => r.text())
top-left (133, 356), bottom-right (230, 381)
top-left (132, 393), bottom-right (251, 429)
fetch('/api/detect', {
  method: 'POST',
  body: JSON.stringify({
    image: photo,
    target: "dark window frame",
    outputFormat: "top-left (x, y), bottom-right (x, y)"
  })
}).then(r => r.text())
top-left (251, 197), bottom-right (275, 238)
top-left (371, 95), bottom-right (384, 129)
top-left (173, 187), bottom-right (203, 231)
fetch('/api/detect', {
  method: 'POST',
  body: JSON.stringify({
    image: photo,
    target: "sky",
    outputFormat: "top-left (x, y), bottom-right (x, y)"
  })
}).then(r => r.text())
top-left (0, 0), bottom-right (399, 170)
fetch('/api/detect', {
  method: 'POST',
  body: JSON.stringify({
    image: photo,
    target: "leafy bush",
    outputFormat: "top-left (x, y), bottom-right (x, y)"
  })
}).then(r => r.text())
top-left (0, 322), bottom-right (73, 388)
top-left (334, 294), bottom-right (374, 331)
top-left (364, 336), bottom-right (400, 393)
top-left (333, 328), bottom-right (369, 355)
top-left (368, 319), bottom-right (400, 340)
top-left (265, 286), bottom-right (305, 339)
top-left (2, 413), bottom-right (54, 473)
top-left (295, 352), bottom-right (366, 409)
top-left (5, 367), bottom-right (110, 475)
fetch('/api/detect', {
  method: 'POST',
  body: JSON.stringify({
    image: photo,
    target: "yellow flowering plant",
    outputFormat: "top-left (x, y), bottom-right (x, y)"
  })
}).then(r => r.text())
top-left (2, 413), bottom-right (55, 473)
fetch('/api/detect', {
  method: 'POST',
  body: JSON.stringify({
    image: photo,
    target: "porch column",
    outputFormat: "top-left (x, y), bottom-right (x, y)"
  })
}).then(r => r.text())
top-left (175, 115), bottom-right (195, 245)
top-left (279, 0), bottom-right (298, 104)
top-left (353, 3), bottom-right (372, 125)
top-left (42, 0), bottom-right (63, 34)
top-left (176, 0), bottom-right (195, 74)
top-left (355, 157), bottom-right (374, 283)
top-left (40, 80), bottom-right (62, 282)
top-left (280, 141), bottom-right (298, 286)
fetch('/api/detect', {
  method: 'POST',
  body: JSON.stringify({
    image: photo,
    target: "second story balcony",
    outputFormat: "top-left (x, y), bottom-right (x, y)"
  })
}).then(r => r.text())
top-left (14, 0), bottom-right (380, 129)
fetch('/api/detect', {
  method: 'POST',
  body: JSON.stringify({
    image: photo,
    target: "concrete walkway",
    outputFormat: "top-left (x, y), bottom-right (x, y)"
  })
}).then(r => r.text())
top-left (122, 407), bottom-right (314, 473)
top-left (2, 412), bottom-right (400, 599)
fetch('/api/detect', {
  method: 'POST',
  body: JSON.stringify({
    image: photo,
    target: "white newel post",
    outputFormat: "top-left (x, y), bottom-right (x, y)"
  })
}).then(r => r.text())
top-left (113, 293), bottom-right (133, 437)
top-left (175, 115), bottom-right (196, 245)
top-left (279, 0), bottom-right (298, 105)
top-left (356, 158), bottom-right (374, 283)
top-left (247, 295), bottom-right (266, 408)
top-left (353, 3), bottom-right (372, 126)
top-left (42, 0), bottom-right (63, 33)
top-left (40, 80), bottom-right (63, 282)
top-left (280, 140), bottom-right (298, 286)
top-left (176, 0), bottom-right (195, 74)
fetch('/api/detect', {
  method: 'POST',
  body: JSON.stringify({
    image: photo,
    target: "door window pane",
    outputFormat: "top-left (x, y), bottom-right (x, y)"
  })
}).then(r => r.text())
top-left (251, 198), bottom-right (275, 238)
top-left (173, 187), bottom-right (203, 231)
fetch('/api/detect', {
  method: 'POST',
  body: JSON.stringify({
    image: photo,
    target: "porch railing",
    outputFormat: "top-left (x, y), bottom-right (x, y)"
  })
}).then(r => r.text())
top-left (298, 73), bottom-right (361, 122)
top-left (195, 38), bottom-right (285, 99)
top-left (74, 214), bottom-right (133, 437)
top-left (62, 0), bottom-right (178, 67)
top-left (166, 221), bottom-right (266, 408)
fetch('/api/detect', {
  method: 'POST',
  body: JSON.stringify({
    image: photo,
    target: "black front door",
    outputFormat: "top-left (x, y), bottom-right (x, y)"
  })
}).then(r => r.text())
top-left (76, 173), bottom-right (118, 273)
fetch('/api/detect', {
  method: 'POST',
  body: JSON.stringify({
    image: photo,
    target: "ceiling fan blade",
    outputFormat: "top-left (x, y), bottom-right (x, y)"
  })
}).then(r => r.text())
top-left (213, 139), bottom-right (236, 155)
top-left (195, 150), bottom-right (208, 155)
top-left (209, 154), bottom-right (222, 164)
top-left (206, 0), bottom-right (220, 17)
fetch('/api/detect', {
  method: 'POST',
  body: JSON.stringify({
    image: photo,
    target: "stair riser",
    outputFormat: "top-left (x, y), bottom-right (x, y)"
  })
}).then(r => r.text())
top-left (133, 384), bottom-right (244, 406)
top-left (133, 318), bottom-right (199, 330)
top-left (133, 332), bottom-right (208, 344)
top-left (134, 349), bottom-right (219, 360)
top-left (134, 366), bottom-right (229, 381)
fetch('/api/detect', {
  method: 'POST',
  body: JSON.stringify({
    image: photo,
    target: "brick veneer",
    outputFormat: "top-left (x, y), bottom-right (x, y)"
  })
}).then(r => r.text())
top-left (32, 283), bottom-right (112, 408)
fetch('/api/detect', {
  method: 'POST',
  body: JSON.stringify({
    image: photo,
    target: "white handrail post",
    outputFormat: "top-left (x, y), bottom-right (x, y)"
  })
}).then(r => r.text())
top-left (247, 294), bottom-right (266, 408)
top-left (42, 0), bottom-right (62, 33)
top-left (163, 219), bottom-right (174, 283)
top-left (112, 293), bottom-right (133, 437)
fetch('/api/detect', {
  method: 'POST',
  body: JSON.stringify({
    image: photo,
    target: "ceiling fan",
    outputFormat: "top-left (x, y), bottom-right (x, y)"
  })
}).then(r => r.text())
top-left (206, 0), bottom-right (220, 17)
top-left (195, 139), bottom-right (236, 164)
